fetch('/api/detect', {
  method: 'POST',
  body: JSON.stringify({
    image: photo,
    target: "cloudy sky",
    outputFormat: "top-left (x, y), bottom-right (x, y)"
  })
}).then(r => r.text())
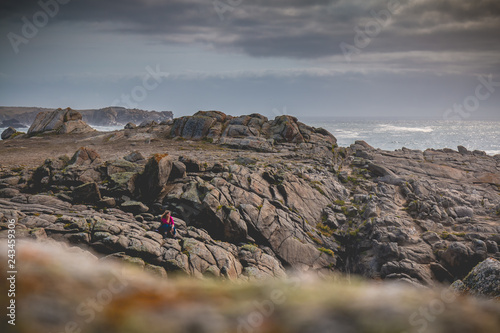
top-left (1, 0), bottom-right (499, 119)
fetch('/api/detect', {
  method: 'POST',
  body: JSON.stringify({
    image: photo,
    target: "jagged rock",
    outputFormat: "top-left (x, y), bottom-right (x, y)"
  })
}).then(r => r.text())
top-left (27, 108), bottom-right (95, 135)
top-left (72, 182), bottom-right (101, 204)
top-left (1, 127), bottom-right (18, 140)
top-left (69, 147), bottom-right (100, 166)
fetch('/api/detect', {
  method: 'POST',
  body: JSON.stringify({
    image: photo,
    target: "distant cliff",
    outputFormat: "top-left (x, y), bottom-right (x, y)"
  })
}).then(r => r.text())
top-left (0, 106), bottom-right (173, 127)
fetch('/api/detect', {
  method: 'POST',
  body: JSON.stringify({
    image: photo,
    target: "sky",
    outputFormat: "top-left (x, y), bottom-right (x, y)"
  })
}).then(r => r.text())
top-left (0, 0), bottom-right (499, 120)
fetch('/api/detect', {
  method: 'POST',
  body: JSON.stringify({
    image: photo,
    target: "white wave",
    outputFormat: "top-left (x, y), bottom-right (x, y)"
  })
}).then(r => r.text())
top-left (375, 124), bottom-right (434, 133)
top-left (485, 150), bottom-right (500, 156)
top-left (333, 130), bottom-right (361, 138)
top-left (90, 125), bottom-right (124, 132)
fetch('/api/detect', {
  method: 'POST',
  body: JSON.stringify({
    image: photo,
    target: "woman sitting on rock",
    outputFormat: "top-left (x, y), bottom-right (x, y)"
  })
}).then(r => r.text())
top-left (157, 210), bottom-right (176, 238)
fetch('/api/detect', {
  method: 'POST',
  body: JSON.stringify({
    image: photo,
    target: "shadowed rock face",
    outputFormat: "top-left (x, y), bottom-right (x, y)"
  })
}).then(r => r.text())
top-left (27, 108), bottom-right (95, 135)
top-left (1, 240), bottom-right (499, 333)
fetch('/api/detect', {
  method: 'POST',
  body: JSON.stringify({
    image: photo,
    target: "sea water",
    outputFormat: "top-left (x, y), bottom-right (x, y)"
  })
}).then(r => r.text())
top-left (304, 119), bottom-right (500, 156)
top-left (2, 120), bottom-right (500, 155)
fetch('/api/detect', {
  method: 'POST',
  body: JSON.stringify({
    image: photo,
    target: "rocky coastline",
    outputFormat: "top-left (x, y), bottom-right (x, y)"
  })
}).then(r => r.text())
top-left (1, 108), bottom-right (499, 284)
top-left (0, 108), bottom-right (499, 331)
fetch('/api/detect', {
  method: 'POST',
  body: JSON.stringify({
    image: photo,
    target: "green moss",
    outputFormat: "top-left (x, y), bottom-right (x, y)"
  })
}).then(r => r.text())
top-left (333, 200), bottom-right (345, 206)
top-left (313, 185), bottom-right (326, 196)
top-left (440, 231), bottom-right (450, 240)
top-left (241, 244), bottom-right (258, 252)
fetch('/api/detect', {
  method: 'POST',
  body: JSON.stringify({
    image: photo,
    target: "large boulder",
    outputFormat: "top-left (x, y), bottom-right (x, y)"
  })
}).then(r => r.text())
top-left (1, 127), bottom-right (19, 140)
top-left (451, 258), bottom-right (500, 299)
top-left (28, 108), bottom-right (95, 135)
top-left (136, 154), bottom-right (173, 202)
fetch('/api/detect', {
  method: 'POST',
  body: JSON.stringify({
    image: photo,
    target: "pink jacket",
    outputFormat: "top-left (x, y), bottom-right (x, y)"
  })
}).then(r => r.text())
top-left (161, 216), bottom-right (174, 226)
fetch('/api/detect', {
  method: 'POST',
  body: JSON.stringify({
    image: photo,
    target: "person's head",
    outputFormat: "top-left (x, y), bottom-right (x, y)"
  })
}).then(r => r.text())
top-left (162, 210), bottom-right (171, 218)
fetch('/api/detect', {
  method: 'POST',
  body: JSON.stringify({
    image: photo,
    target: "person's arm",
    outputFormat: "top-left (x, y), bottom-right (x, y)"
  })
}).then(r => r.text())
top-left (170, 216), bottom-right (175, 226)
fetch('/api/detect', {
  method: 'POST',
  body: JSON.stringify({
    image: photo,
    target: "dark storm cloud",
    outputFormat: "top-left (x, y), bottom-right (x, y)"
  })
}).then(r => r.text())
top-left (2, 0), bottom-right (499, 60)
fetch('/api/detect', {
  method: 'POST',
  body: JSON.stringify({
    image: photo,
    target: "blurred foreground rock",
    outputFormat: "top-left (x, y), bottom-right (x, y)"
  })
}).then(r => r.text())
top-left (1, 240), bottom-right (499, 333)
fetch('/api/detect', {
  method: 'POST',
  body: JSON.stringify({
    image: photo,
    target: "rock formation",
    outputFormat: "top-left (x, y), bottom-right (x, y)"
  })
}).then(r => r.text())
top-left (27, 108), bottom-right (95, 136)
top-left (0, 111), bottom-right (499, 288)
top-left (169, 111), bottom-right (336, 150)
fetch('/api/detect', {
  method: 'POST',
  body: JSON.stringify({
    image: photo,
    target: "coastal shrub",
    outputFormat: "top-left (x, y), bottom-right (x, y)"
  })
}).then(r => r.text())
top-left (318, 247), bottom-right (335, 257)
top-left (307, 232), bottom-right (323, 245)
top-left (316, 223), bottom-right (334, 237)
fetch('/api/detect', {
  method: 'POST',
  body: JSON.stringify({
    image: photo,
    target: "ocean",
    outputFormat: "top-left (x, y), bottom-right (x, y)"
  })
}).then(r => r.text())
top-left (305, 119), bottom-right (500, 156)
top-left (2, 120), bottom-right (500, 155)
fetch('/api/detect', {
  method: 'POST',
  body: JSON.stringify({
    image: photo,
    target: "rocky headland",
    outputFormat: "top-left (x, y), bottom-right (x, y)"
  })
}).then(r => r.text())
top-left (0, 106), bottom-right (173, 128)
top-left (0, 109), bottom-right (499, 331)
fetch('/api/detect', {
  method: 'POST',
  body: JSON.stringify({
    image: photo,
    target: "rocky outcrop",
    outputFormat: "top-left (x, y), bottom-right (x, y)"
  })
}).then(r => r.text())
top-left (27, 108), bottom-right (95, 136)
top-left (168, 111), bottom-right (336, 148)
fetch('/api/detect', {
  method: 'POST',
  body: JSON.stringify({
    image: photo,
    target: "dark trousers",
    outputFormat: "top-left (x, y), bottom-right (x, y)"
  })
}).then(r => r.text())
top-left (158, 224), bottom-right (175, 236)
